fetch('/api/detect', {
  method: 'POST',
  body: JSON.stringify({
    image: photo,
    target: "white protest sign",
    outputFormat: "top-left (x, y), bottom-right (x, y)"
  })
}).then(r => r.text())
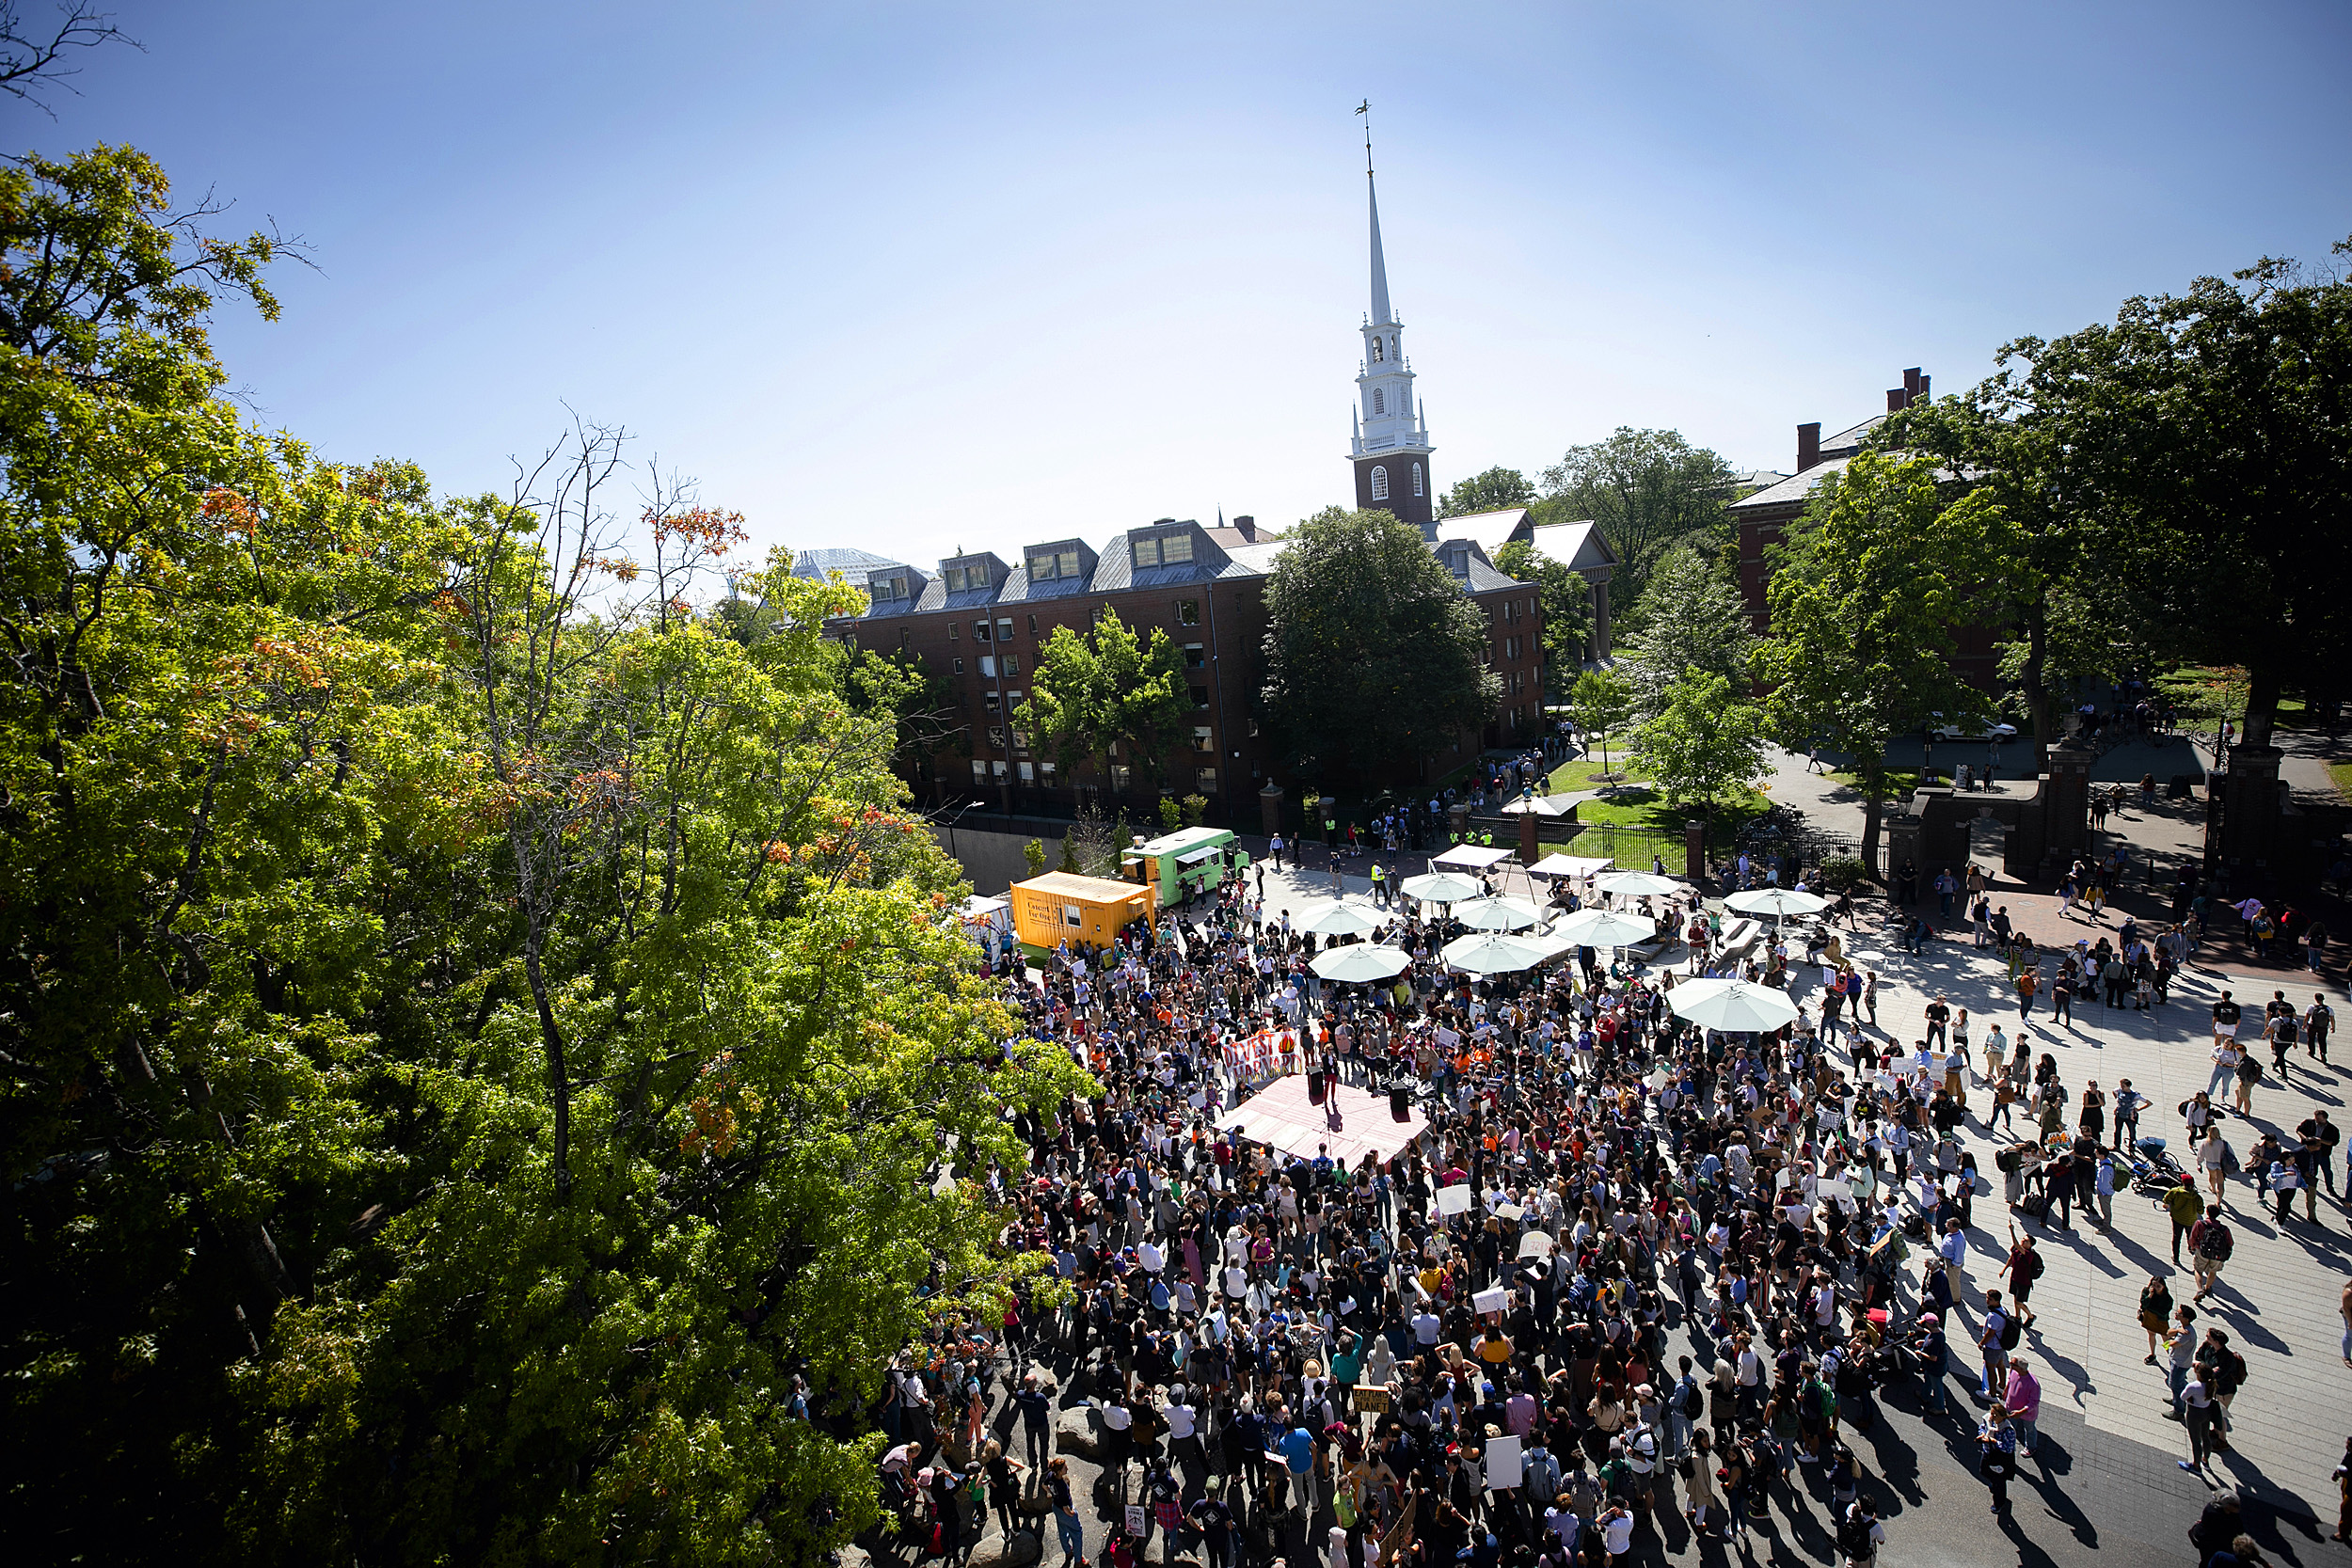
top-left (1486, 1434), bottom-right (1524, 1489)
top-left (1125, 1505), bottom-right (1149, 1537)
top-left (1436, 1183), bottom-right (1473, 1217)
top-left (1472, 1286), bottom-right (1507, 1316)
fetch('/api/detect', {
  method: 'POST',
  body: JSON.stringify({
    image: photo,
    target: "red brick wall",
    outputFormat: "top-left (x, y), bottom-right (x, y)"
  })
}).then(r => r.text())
top-left (1354, 451), bottom-right (1435, 529)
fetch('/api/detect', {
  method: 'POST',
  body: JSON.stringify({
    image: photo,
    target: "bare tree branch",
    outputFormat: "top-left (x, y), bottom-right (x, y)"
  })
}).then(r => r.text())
top-left (0, 2), bottom-right (139, 115)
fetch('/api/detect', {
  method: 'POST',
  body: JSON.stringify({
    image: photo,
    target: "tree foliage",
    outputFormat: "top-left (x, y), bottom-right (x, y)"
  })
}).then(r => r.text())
top-left (1883, 239), bottom-right (2352, 747)
top-left (1436, 466), bottom-right (1536, 519)
top-left (1014, 606), bottom-right (1190, 790)
top-left (1568, 666), bottom-right (1635, 780)
top-left (1261, 507), bottom-right (1498, 786)
top-left (1751, 451), bottom-right (2025, 869)
top-left (0, 143), bottom-right (1087, 1565)
top-left (1539, 428), bottom-right (1737, 619)
top-left (1635, 669), bottom-right (1769, 835)
top-left (1615, 544), bottom-right (1749, 719)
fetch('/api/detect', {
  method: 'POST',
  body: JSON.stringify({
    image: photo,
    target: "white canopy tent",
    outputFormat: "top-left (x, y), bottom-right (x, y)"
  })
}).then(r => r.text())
top-left (1432, 845), bottom-right (1515, 871)
top-left (1530, 854), bottom-right (1613, 879)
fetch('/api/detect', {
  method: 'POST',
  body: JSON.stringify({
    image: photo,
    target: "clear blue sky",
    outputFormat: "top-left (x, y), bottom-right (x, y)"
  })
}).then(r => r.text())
top-left (21, 1), bottom-right (2351, 569)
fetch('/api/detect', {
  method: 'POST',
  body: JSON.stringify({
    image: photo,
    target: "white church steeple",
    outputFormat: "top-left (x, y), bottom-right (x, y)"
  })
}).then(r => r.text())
top-left (1347, 106), bottom-right (1436, 531)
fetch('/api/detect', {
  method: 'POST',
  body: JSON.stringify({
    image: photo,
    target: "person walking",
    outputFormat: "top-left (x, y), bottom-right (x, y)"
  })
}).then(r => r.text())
top-left (2179, 1367), bottom-right (2222, 1475)
top-left (2167, 1174), bottom-right (2205, 1265)
top-left (2004, 1356), bottom-right (2042, 1459)
top-left (2139, 1275), bottom-right (2175, 1363)
top-left (2189, 1205), bottom-right (2234, 1301)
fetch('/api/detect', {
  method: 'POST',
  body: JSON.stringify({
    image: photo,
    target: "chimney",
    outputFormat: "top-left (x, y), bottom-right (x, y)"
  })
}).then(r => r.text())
top-left (1903, 367), bottom-right (1923, 399)
top-left (1917, 372), bottom-right (1931, 401)
top-left (1796, 421), bottom-right (1821, 472)
top-left (1232, 515), bottom-right (1257, 542)
top-left (1886, 388), bottom-right (1906, 413)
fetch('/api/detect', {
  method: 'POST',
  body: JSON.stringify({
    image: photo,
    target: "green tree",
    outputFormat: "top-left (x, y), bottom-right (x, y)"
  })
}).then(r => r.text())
top-left (1540, 428), bottom-right (1738, 618)
top-left (1636, 669), bottom-right (1769, 839)
top-left (1014, 606), bottom-right (1190, 794)
top-left (1569, 666), bottom-right (1635, 781)
top-left (1492, 538), bottom-right (1593, 690)
top-left (1616, 543), bottom-right (1750, 718)
top-left (1436, 466), bottom-right (1536, 519)
top-left (1752, 451), bottom-right (2025, 870)
top-left (0, 141), bottom-right (1091, 1566)
top-left (1261, 507), bottom-right (1499, 787)
top-left (1157, 794), bottom-right (1184, 833)
top-left (1181, 793), bottom-right (1208, 827)
top-left (1022, 836), bottom-right (1046, 875)
top-left (1885, 239), bottom-right (2352, 748)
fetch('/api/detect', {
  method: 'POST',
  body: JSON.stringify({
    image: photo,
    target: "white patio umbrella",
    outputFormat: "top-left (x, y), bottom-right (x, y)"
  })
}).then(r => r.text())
top-left (1401, 871), bottom-right (1484, 905)
top-left (1667, 976), bottom-right (1802, 1033)
top-left (1530, 853), bottom-right (1612, 879)
top-left (1725, 888), bottom-right (1829, 920)
top-left (1454, 895), bottom-right (1545, 931)
top-left (1440, 931), bottom-right (1548, 975)
top-left (1595, 870), bottom-right (1681, 898)
top-left (1311, 943), bottom-right (1413, 983)
top-left (1298, 900), bottom-right (1382, 938)
top-left (1553, 906), bottom-right (1658, 948)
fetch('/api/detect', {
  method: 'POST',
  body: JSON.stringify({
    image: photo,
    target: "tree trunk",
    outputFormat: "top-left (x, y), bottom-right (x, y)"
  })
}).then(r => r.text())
top-left (1859, 770), bottom-right (1886, 877)
top-left (2021, 597), bottom-right (2055, 774)
top-left (523, 932), bottom-right (573, 1200)
top-left (2241, 660), bottom-right (2281, 751)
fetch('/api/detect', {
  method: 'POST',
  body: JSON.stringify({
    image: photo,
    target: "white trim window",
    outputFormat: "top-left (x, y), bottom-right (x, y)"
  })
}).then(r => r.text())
top-left (1370, 465), bottom-right (1390, 500)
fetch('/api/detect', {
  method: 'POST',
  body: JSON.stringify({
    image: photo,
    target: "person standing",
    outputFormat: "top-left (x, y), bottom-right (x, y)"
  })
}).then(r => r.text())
top-left (2310, 994), bottom-right (2336, 1065)
top-left (2113, 1079), bottom-right (2145, 1151)
top-left (2004, 1356), bottom-right (2042, 1458)
top-left (1268, 832), bottom-right (1285, 871)
top-left (2178, 1368), bottom-right (2221, 1475)
top-left (1977, 1405), bottom-right (2018, 1515)
top-left (1978, 1290), bottom-right (2014, 1400)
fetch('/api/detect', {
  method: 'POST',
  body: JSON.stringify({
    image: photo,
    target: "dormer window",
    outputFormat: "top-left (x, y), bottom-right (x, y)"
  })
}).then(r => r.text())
top-left (1135, 537), bottom-right (1160, 568)
top-left (1028, 554), bottom-right (1057, 580)
top-left (943, 566), bottom-right (965, 593)
top-left (1161, 532), bottom-right (1192, 564)
top-left (1057, 549), bottom-right (1079, 578)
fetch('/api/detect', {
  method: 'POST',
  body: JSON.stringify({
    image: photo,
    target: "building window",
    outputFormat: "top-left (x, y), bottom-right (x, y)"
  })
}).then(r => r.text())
top-left (898, 628), bottom-right (910, 650)
top-left (974, 620), bottom-right (991, 641)
top-left (972, 759), bottom-right (987, 783)
top-left (1370, 466), bottom-right (1389, 500)
top-left (947, 622), bottom-right (959, 641)
top-left (1027, 554), bottom-right (1056, 580)
top-left (1162, 532), bottom-right (1192, 564)
top-left (1134, 537), bottom-right (1159, 568)
top-left (1176, 599), bottom-right (1200, 626)
top-left (985, 692), bottom-right (1001, 714)
top-left (1193, 724), bottom-right (1214, 752)
top-left (943, 566), bottom-right (962, 593)
top-left (992, 760), bottom-right (1009, 780)
top-left (1001, 653), bottom-right (1020, 675)
top-left (952, 657), bottom-right (964, 674)
top-left (1190, 685), bottom-right (1209, 708)
top-left (996, 618), bottom-right (1014, 641)
top-left (987, 725), bottom-right (1007, 749)
top-left (1373, 388), bottom-right (1386, 416)
top-left (1009, 729), bottom-right (1028, 752)
top-left (1057, 550), bottom-right (1079, 579)
top-left (1184, 642), bottom-right (1205, 669)
top-left (1198, 768), bottom-right (1218, 794)
top-left (1412, 462), bottom-right (1424, 498)
top-left (1061, 902), bottom-right (1082, 927)
top-left (1110, 764), bottom-right (1131, 792)
top-left (1027, 614), bottom-right (1038, 636)
top-left (1018, 761), bottom-right (1035, 783)
top-left (979, 656), bottom-right (996, 678)
top-left (1041, 761), bottom-right (1057, 783)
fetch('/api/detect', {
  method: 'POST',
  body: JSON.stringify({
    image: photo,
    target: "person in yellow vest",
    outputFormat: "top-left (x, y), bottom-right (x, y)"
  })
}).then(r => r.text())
top-left (1370, 861), bottom-right (1388, 909)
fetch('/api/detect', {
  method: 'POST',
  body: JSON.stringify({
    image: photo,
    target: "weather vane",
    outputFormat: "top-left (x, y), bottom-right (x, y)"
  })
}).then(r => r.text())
top-left (1357, 99), bottom-right (1372, 176)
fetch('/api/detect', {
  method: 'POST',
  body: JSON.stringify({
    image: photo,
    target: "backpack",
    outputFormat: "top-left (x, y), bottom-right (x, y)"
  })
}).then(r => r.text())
top-left (1837, 1508), bottom-right (1877, 1557)
top-left (2026, 1248), bottom-right (2045, 1281)
top-left (1997, 1312), bottom-right (2021, 1352)
top-left (1676, 1378), bottom-right (1704, 1420)
top-left (2199, 1223), bottom-right (2233, 1261)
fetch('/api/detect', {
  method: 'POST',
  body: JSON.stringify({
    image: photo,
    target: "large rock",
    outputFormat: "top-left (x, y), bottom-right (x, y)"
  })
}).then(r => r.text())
top-left (968, 1529), bottom-right (1042, 1568)
top-left (1052, 1405), bottom-right (1102, 1461)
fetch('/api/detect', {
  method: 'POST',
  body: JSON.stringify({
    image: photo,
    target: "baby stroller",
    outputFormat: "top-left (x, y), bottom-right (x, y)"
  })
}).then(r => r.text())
top-left (2124, 1135), bottom-right (2187, 1198)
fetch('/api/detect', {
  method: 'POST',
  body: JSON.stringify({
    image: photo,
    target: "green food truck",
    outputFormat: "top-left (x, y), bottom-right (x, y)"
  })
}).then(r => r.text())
top-left (1120, 825), bottom-right (1246, 908)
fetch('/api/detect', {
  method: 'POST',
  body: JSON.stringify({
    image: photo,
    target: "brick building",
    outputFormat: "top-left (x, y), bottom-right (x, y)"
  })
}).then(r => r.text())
top-left (1729, 367), bottom-right (2003, 689)
top-left (806, 160), bottom-right (1546, 824)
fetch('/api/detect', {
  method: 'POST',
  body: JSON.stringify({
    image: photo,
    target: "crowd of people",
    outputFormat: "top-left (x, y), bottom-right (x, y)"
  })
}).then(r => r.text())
top-left (873, 865), bottom-right (2207, 1568)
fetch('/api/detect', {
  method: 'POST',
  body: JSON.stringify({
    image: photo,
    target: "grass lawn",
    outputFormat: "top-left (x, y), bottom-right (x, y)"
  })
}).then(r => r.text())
top-left (1828, 767), bottom-right (1922, 798)
top-left (1537, 748), bottom-right (1772, 864)
top-left (2330, 760), bottom-right (2352, 802)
